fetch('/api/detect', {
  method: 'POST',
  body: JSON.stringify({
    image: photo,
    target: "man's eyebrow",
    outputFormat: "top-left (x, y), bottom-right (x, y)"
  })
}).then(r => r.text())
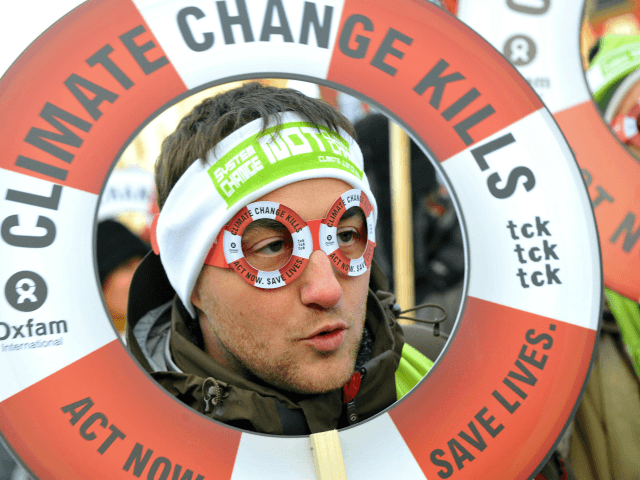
top-left (243, 218), bottom-right (287, 235)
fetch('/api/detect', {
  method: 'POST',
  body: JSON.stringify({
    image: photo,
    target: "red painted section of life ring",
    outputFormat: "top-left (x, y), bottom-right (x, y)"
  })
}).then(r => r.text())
top-left (390, 297), bottom-right (595, 479)
top-left (0, 0), bottom-right (187, 194)
top-left (0, 341), bottom-right (241, 480)
top-left (555, 102), bottom-right (640, 300)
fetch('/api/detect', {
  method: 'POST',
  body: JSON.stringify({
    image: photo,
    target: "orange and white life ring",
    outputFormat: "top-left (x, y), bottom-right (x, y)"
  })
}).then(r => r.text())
top-left (0, 1), bottom-right (601, 478)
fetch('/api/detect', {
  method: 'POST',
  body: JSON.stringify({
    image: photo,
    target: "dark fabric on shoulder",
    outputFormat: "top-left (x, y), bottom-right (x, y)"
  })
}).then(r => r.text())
top-left (274, 399), bottom-right (310, 435)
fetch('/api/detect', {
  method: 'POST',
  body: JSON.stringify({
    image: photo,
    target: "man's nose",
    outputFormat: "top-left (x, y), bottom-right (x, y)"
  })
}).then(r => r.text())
top-left (299, 250), bottom-right (343, 309)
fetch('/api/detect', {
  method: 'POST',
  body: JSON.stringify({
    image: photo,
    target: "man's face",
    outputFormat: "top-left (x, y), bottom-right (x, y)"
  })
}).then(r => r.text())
top-left (191, 178), bottom-right (371, 394)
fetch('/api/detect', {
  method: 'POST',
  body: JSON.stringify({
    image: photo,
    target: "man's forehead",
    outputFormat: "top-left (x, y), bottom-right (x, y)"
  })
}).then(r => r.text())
top-left (253, 178), bottom-right (353, 220)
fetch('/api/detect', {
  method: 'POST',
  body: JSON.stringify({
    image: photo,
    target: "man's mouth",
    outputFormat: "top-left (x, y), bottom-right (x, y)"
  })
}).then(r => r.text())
top-left (303, 324), bottom-right (347, 352)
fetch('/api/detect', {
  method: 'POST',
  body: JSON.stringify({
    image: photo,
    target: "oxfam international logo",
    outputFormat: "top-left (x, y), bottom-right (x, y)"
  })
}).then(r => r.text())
top-left (5, 271), bottom-right (48, 312)
top-left (504, 34), bottom-right (537, 67)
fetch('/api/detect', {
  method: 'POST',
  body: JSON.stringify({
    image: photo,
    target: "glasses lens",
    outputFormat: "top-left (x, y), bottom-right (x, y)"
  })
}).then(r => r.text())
top-left (241, 218), bottom-right (294, 271)
top-left (336, 206), bottom-right (368, 259)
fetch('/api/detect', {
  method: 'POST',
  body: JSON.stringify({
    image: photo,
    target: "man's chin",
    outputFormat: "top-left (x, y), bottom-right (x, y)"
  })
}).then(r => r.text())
top-left (244, 322), bottom-right (364, 394)
top-left (259, 359), bottom-right (356, 395)
top-left (278, 376), bottom-right (352, 395)
top-left (280, 333), bottom-right (363, 394)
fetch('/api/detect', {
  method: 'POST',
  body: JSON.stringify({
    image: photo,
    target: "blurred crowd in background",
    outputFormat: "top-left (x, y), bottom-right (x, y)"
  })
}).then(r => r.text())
top-left (3, 0), bottom-right (640, 478)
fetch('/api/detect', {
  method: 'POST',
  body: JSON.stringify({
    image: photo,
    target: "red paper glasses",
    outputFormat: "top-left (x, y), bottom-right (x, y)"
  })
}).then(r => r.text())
top-left (204, 189), bottom-right (376, 288)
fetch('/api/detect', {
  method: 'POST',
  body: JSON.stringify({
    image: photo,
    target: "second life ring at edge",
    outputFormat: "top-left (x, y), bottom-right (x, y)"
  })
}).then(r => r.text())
top-left (0, 1), bottom-right (601, 479)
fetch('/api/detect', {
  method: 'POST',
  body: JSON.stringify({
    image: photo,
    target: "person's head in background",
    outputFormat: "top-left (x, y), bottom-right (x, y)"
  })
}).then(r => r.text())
top-left (588, 34), bottom-right (640, 158)
top-left (97, 219), bottom-right (149, 334)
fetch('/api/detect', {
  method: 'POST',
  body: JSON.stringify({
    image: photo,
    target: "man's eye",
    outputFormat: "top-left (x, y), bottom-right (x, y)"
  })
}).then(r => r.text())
top-left (337, 229), bottom-right (358, 245)
top-left (257, 240), bottom-right (285, 255)
top-left (243, 233), bottom-right (293, 271)
top-left (248, 235), bottom-right (294, 256)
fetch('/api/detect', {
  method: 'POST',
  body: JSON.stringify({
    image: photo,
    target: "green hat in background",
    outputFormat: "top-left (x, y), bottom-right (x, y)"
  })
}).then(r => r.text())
top-left (587, 34), bottom-right (640, 110)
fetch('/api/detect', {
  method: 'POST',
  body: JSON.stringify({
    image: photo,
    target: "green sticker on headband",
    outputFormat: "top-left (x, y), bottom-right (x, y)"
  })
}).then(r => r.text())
top-left (208, 122), bottom-right (363, 207)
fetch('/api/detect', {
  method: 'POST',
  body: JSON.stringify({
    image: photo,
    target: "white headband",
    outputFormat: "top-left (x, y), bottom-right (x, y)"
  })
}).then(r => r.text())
top-left (155, 112), bottom-right (376, 317)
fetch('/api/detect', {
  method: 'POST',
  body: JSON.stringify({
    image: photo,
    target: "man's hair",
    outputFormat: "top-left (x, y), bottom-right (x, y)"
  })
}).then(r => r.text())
top-left (154, 82), bottom-right (356, 210)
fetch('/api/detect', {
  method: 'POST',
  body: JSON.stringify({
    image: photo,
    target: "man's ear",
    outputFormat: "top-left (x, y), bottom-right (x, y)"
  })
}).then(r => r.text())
top-left (191, 280), bottom-right (202, 311)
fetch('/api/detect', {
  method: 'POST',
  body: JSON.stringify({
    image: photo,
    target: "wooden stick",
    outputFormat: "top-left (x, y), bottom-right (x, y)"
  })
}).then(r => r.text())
top-left (389, 122), bottom-right (415, 320)
top-left (310, 430), bottom-right (347, 480)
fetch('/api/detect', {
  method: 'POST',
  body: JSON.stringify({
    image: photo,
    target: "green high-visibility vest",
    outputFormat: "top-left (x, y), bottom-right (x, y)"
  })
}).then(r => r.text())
top-left (395, 343), bottom-right (434, 400)
top-left (606, 288), bottom-right (640, 381)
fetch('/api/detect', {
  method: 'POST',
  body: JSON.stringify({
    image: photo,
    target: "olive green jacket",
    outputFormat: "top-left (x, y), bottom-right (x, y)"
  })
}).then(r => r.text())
top-left (129, 291), bottom-right (419, 434)
top-left (126, 249), bottom-right (423, 434)
top-left (567, 293), bottom-right (640, 480)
